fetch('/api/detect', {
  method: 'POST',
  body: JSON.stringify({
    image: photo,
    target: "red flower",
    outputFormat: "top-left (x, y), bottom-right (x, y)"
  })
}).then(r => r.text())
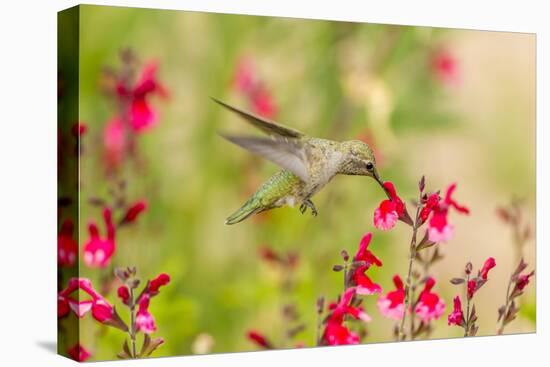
top-left (374, 182), bottom-right (406, 231)
top-left (121, 200), bottom-right (148, 224)
top-left (414, 277), bottom-right (445, 322)
top-left (424, 183), bottom-right (469, 243)
top-left (516, 271), bottom-right (535, 291)
top-left (58, 219), bottom-right (77, 267)
top-left (480, 257), bottom-right (496, 280)
top-left (232, 57), bottom-right (277, 119)
top-left (327, 287), bottom-right (372, 325)
top-left (117, 61), bottom-right (168, 132)
top-left (258, 246), bottom-right (280, 263)
top-left (431, 48), bottom-right (461, 86)
top-left (83, 208), bottom-right (116, 268)
top-left (117, 286), bottom-right (130, 305)
top-left (352, 233), bottom-right (382, 295)
top-left (149, 273), bottom-right (171, 296)
top-left (323, 287), bottom-right (370, 346)
top-left (447, 296), bottom-right (464, 326)
top-left (323, 322), bottom-right (360, 346)
top-left (377, 275), bottom-right (405, 320)
top-left (135, 294), bottom-right (157, 334)
top-left (247, 330), bottom-right (272, 349)
top-left (103, 116), bottom-right (126, 170)
top-left (467, 279), bottom-right (476, 299)
top-left (58, 278), bottom-right (114, 323)
top-left (67, 344), bottom-right (91, 362)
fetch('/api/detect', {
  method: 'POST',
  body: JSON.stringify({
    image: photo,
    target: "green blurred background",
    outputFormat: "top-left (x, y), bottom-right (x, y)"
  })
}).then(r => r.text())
top-left (73, 5), bottom-right (535, 360)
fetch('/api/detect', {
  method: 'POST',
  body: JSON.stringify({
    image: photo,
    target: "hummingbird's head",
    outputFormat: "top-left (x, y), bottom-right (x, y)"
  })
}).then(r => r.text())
top-left (339, 140), bottom-right (384, 188)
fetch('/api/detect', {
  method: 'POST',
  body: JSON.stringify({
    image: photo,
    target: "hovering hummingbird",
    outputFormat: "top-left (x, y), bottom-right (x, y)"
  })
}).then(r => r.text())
top-left (214, 98), bottom-right (386, 225)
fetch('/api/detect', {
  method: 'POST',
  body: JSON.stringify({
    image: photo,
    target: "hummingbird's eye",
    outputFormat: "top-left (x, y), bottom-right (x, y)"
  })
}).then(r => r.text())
top-left (366, 162), bottom-right (374, 171)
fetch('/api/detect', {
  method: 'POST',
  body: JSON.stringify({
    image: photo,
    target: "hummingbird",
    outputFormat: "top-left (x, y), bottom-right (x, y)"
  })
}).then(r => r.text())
top-left (214, 98), bottom-right (386, 225)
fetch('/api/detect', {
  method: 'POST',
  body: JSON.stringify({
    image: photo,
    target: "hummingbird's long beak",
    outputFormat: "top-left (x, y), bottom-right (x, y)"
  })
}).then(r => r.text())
top-left (373, 168), bottom-right (391, 198)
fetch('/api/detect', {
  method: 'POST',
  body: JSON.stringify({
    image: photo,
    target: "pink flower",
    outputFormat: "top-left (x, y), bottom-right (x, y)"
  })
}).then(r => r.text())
top-left (83, 208), bottom-right (116, 268)
top-left (480, 257), bottom-right (496, 280)
top-left (58, 219), bottom-right (77, 267)
top-left (135, 294), bottom-right (157, 334)
top-left (103, 117), bottom-right (126, 170)
top-left (121, 200), bottom-right (148, 224)
top-left (447, 296), bottom-right (464, 326)
top-left (149, 273), bottom-right (171, 296)
top-left (68, 344), bottom-right (91, 362)
top-left (516, 271), bottom-right (535, 291)
top-left (352, 233), bottom-right (382, 295)
top-left (232, 57), bottom-right (278, 119)
top-left (431, 48), bottom-right (461, 86)
top-left (117, 286), bottom-right (130, 305)
top-left (374, 182), bottom-right (406, 231)
top-left (414, 277), bottom-right (445, 322)
top-left (424, 183), bottom-right (469, 243)
top-left (247, 330), bottom-right (272, 349)
top-left (377, 275), bottom-right (405, 320)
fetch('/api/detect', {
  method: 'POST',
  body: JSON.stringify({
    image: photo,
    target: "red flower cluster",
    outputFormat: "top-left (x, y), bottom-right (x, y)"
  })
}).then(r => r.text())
top-left (352, 233), bottom-right (382, 295)
top-left (421, 183), bottom-right (469, 243)
top-left (322, 287), bottom-right (371, 345)
top-left (447, 296), bottom-right (464, 326)
top-left (233, 57), bottom-right (277, 119)
top-left (58, 218), bottom-right (77, 267)
top-left (83, 208), bottom-right (116, 268)
top-left (373, 182), bottom-right (406, 231)
top-left (414, 277), bottom-right (445, 322)
top-left (58, 278), bottom-right (115, 323)
top-left (467, 257), bottom-right (496, 299)
top-left (377, 275), bottom-right (405, 320)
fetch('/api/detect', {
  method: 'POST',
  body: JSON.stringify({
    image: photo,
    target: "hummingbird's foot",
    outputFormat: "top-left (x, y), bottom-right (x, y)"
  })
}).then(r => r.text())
top-left (300, 199), bottom-right (318, 216)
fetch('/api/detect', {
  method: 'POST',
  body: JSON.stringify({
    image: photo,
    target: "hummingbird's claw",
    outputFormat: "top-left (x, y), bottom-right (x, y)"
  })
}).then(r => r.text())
top-left (300, 199), bottom-right (318, 217)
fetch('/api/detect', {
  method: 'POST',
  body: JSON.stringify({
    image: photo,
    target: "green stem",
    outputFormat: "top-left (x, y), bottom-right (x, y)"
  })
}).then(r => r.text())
top-left (129, 287), bottom-right (137, 358)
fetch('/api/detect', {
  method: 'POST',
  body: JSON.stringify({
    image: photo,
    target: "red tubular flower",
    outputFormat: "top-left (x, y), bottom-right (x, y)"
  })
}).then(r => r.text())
top-left (58, 218), bottom-right (77, 267)
top-left (480, 257), bottom-right (496, 280)
top-left (121, 200), bottom-right (148, 224)
top-left (232, 57), bottom-right (277, 119)
top-left (103, 116), bottom-right (126, 170)
top-left (425, 183), bottom-right (469, 243)
top-left (467, 279), bottom-right (476, 299)
top-left (117, 286), bottom-right (130, 305)
top-left (374, 182), bottom-right (406, 231)
top-left (258, 245), bottom-right (280, 263)
top-left (516, 271), bottom-right (535, 291)
top-left (83, 208), bottom-right (116, 268)
top-left (58, 278), bottom-right (113, 323)
top-left (352, 233), bottom-right (382, 295)
top-left (247, 330), bottom-right (272, 349)
top-left (414, 277), bottom-right (446, 322)
top-left (135, 294), bottom-right (157, 334)
top-left (447, 296), bottom-right (464, 326)
top-left (377, 275), bottom-right (405, 320)
top-left (68, 344), bottom-right (91, 362)
top-left (322, 287), bottom-right (370, 346)
top-left (149, 273), bottom-right (171, 296)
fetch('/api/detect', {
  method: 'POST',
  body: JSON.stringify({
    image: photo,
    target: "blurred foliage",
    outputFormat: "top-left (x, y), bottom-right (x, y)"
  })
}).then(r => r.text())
top-left (59, 5), bottom-right (536, 360)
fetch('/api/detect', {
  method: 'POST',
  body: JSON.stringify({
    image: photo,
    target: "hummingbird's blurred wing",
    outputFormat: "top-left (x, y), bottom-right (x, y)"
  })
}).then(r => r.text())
top-left (212, 98), bottom-right (304, 139)
top-left (221, 134), bottom-right (310, 182)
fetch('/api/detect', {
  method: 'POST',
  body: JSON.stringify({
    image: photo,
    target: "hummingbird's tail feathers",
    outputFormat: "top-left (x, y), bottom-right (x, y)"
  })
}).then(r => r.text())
top-left (225, 198), bottom-right (262, 225)
top-left (211, 97), bottom-right (304, 138)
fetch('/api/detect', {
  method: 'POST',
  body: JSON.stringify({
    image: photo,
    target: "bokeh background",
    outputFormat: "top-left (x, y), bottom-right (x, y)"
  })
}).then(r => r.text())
top-left (64, 4), bottom-right (535, 360)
